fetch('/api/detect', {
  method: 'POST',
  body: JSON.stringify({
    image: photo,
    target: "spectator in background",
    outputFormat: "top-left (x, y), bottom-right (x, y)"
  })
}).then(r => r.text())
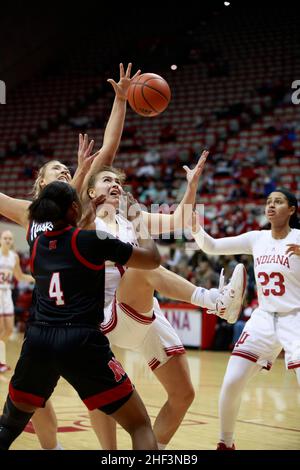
top-left (144, 148), bottom-right (160, 164)
top-left (255, 144), bottom-right (268, 166)
top-left (159, 124), bottom-right (177, 143)
top-left (263, 176), bottom-right (276, 197)
top-left (69, 116), bottom-right (92, 131)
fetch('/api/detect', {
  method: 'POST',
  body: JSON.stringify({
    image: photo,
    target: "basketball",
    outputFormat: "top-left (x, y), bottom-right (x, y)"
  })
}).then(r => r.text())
top-left (127, 73), bottom-right (171, 117)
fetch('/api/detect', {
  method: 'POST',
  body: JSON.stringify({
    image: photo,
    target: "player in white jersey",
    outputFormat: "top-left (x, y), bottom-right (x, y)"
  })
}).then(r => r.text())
top-left (81, 163), bottom-right (246, 450)
top-left (0, 230), bottom-right (34, 373)
top-left (192, 188), bottom-right (300, 450)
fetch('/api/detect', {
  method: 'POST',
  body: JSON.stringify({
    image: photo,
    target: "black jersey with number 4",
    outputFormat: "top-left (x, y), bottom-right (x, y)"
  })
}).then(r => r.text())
top-left (30, 225), bottom-right (133, 325)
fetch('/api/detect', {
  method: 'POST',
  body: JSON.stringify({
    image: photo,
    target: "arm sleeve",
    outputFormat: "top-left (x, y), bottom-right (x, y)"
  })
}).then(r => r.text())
top-left (77, 230), bottom-right (133, 266)
top-left (193, 226), bottom-right (257, 255)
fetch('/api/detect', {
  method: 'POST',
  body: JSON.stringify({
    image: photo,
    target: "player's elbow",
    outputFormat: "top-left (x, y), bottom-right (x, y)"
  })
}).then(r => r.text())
top-left (152, 251), bottom-right (162, 268)
top-left (144, 251), bottom-right (161, 270)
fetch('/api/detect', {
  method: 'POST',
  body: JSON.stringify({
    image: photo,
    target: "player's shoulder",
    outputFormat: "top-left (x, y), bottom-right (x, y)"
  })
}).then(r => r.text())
top-left (290, 228), bottom-right (300, 241)
top-left (10, 250), bottom-right (18, 261)
top-left (245, 229), bottom-right (266, 240)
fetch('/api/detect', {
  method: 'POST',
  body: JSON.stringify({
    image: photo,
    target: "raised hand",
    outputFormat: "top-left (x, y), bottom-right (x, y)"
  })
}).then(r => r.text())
top-left (183, 150), bottom-right (209, 189)
top-left (286, 243), bottom-right (300, 257)
top-left (107, 63), bottom-right (141, 101)
top-left (77, 133), bottom-right (96, 171)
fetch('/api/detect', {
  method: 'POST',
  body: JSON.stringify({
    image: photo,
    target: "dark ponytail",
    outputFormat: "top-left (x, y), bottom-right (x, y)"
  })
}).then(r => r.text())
top-left (274, 188), bottom-right (300, 229)
top-left (29, 181), bottom-right (78, 223)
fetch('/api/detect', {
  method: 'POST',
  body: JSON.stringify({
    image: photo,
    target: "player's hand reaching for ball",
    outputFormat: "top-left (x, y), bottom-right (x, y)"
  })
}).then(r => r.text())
top-left (286, 244), bottom-right (300, 257)
top-left (107, 63), bottom-right (141, 101)
top-left (183, 150), bottom-right (209, 189)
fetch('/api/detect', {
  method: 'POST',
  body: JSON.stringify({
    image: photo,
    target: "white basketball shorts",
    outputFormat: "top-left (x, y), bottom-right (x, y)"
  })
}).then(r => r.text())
top-left (0, 289), bottom-right (14, 316)
top-left (232, 307), bottom-right (300, 370)
top-left (101, 297), bottom-right (185, 370)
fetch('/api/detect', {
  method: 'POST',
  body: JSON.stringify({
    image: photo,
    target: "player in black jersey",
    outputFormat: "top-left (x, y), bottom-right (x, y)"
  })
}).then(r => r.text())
top-left (0, 181), bottom-right (160, 450)
top-left (0, 64), bottom-right (143, 450)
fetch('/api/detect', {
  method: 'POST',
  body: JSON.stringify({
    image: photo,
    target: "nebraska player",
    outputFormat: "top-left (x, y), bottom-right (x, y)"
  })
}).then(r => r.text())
top-left (0, 231), bottom-right (34, 373)
top-left (192, 188), bottom-right (300, 450)
top-left (0, 63), bottom-right (139, 450)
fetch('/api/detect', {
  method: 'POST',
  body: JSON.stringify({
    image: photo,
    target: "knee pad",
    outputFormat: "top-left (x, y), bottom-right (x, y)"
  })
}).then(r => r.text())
top-left (0, 395), bottom-right (33, 450)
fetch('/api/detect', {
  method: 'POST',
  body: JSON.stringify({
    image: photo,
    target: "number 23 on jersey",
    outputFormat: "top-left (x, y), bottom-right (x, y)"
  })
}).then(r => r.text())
top-left (257, 272), bottom-right (285, 296)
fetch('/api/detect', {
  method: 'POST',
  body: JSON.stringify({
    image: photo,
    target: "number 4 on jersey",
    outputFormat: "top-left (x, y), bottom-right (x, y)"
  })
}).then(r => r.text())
top-left (49, 272), bottom-right (65, 305)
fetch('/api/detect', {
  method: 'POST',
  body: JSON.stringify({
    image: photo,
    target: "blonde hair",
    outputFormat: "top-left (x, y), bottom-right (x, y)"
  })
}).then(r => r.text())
top-left (87, 165), bottom-right (126, 198)
top-left (31, 160), bottom-right (63, 200)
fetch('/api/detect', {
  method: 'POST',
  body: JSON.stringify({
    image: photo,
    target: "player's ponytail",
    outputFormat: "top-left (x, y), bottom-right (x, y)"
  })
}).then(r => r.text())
top-left (29, 181), bottom-right (78, 223)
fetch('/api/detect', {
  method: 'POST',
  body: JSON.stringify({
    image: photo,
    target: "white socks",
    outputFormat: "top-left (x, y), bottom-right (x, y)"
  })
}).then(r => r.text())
top-left (191, 287), bottom-right (218, 310)
top-left (157, 442), bottom-right (166, 450)
top-left (0, 340), bottom-right (6, 363)
top-left (219, 433), bottom-right (235, 448)
top-left (42, 442), bottom-right (63, 450)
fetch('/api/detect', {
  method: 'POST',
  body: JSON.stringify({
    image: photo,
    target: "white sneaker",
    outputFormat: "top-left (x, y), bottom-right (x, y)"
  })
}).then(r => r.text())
top-left (211, 264), bottom-right (247, 324)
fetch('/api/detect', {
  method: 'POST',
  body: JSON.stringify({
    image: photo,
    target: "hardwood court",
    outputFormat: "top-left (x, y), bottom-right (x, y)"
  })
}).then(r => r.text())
top-left (1, 334), bottom-right (299, 450)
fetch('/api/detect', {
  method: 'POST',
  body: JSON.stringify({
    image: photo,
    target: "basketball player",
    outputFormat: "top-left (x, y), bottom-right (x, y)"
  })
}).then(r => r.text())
top-left (0, 181), bottom-right (161, 450)
top-left (0, 61), bottom-right (245, 448)
top-left (75, 162), bottom-right (246, 450)
top-left (0, 230), bottom-right (34, 373)
top-left (0, 63), bottom-right (140, 449)
top-left (0, 152), bottom-right (245, 449)
top-left (192, 188), bottom-right (300, 450)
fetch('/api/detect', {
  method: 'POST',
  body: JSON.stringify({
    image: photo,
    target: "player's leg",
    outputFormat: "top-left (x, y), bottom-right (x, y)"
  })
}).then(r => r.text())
top-left (117, 265), bottom-right (215, 314)
top-left (0, 291), bottom-right (15, 372)
top-left (152, 354), bottom-right (194, 448)
top-left (0, 315), bottom-right (7, 370)
top-left (1, 315), bottom-right (14, 370)
top-left (218, 355), bottom-right (261, 449)
top-left (140, 302), bottom-right (193, 449)
top-left (117, 264), bottom-right (246, 323)
top-left (88, 356), bottom-right (194, 450)
top-left (116, 267), bottom-right (155, 314)
top-left (276, 311), bottom-right (300, 388)
top-left (109, 390), bottom-right (157, 450)
top-left (31, 400), bottom-right (63, 450)
top-left (63, 327), bottom-right (157, 450)
top-left (0, 325), bottom-right (60, 450)
top-left (0, 395), bottom-right (36, 449)
top-left (2, 314), bottom-right (14, 341)
top-left (89, 409), bottom-right (117, 449)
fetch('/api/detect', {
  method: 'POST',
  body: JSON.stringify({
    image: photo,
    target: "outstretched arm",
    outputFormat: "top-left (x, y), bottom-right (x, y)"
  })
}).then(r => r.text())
top-left (80, 63), bottom-right (141, 201)
top-left (191, 215), bottom-right (255, 255)
top-left (14, 254), bottom-right (34, 283)
top-left (142, 150), bottom-right (209, 235)
top-left (0, 193), bottom-right (30, 228)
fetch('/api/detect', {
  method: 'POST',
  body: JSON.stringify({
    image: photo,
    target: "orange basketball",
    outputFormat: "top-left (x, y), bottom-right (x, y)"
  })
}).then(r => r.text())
top-left (127, 73), bottom-right (171, 117)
